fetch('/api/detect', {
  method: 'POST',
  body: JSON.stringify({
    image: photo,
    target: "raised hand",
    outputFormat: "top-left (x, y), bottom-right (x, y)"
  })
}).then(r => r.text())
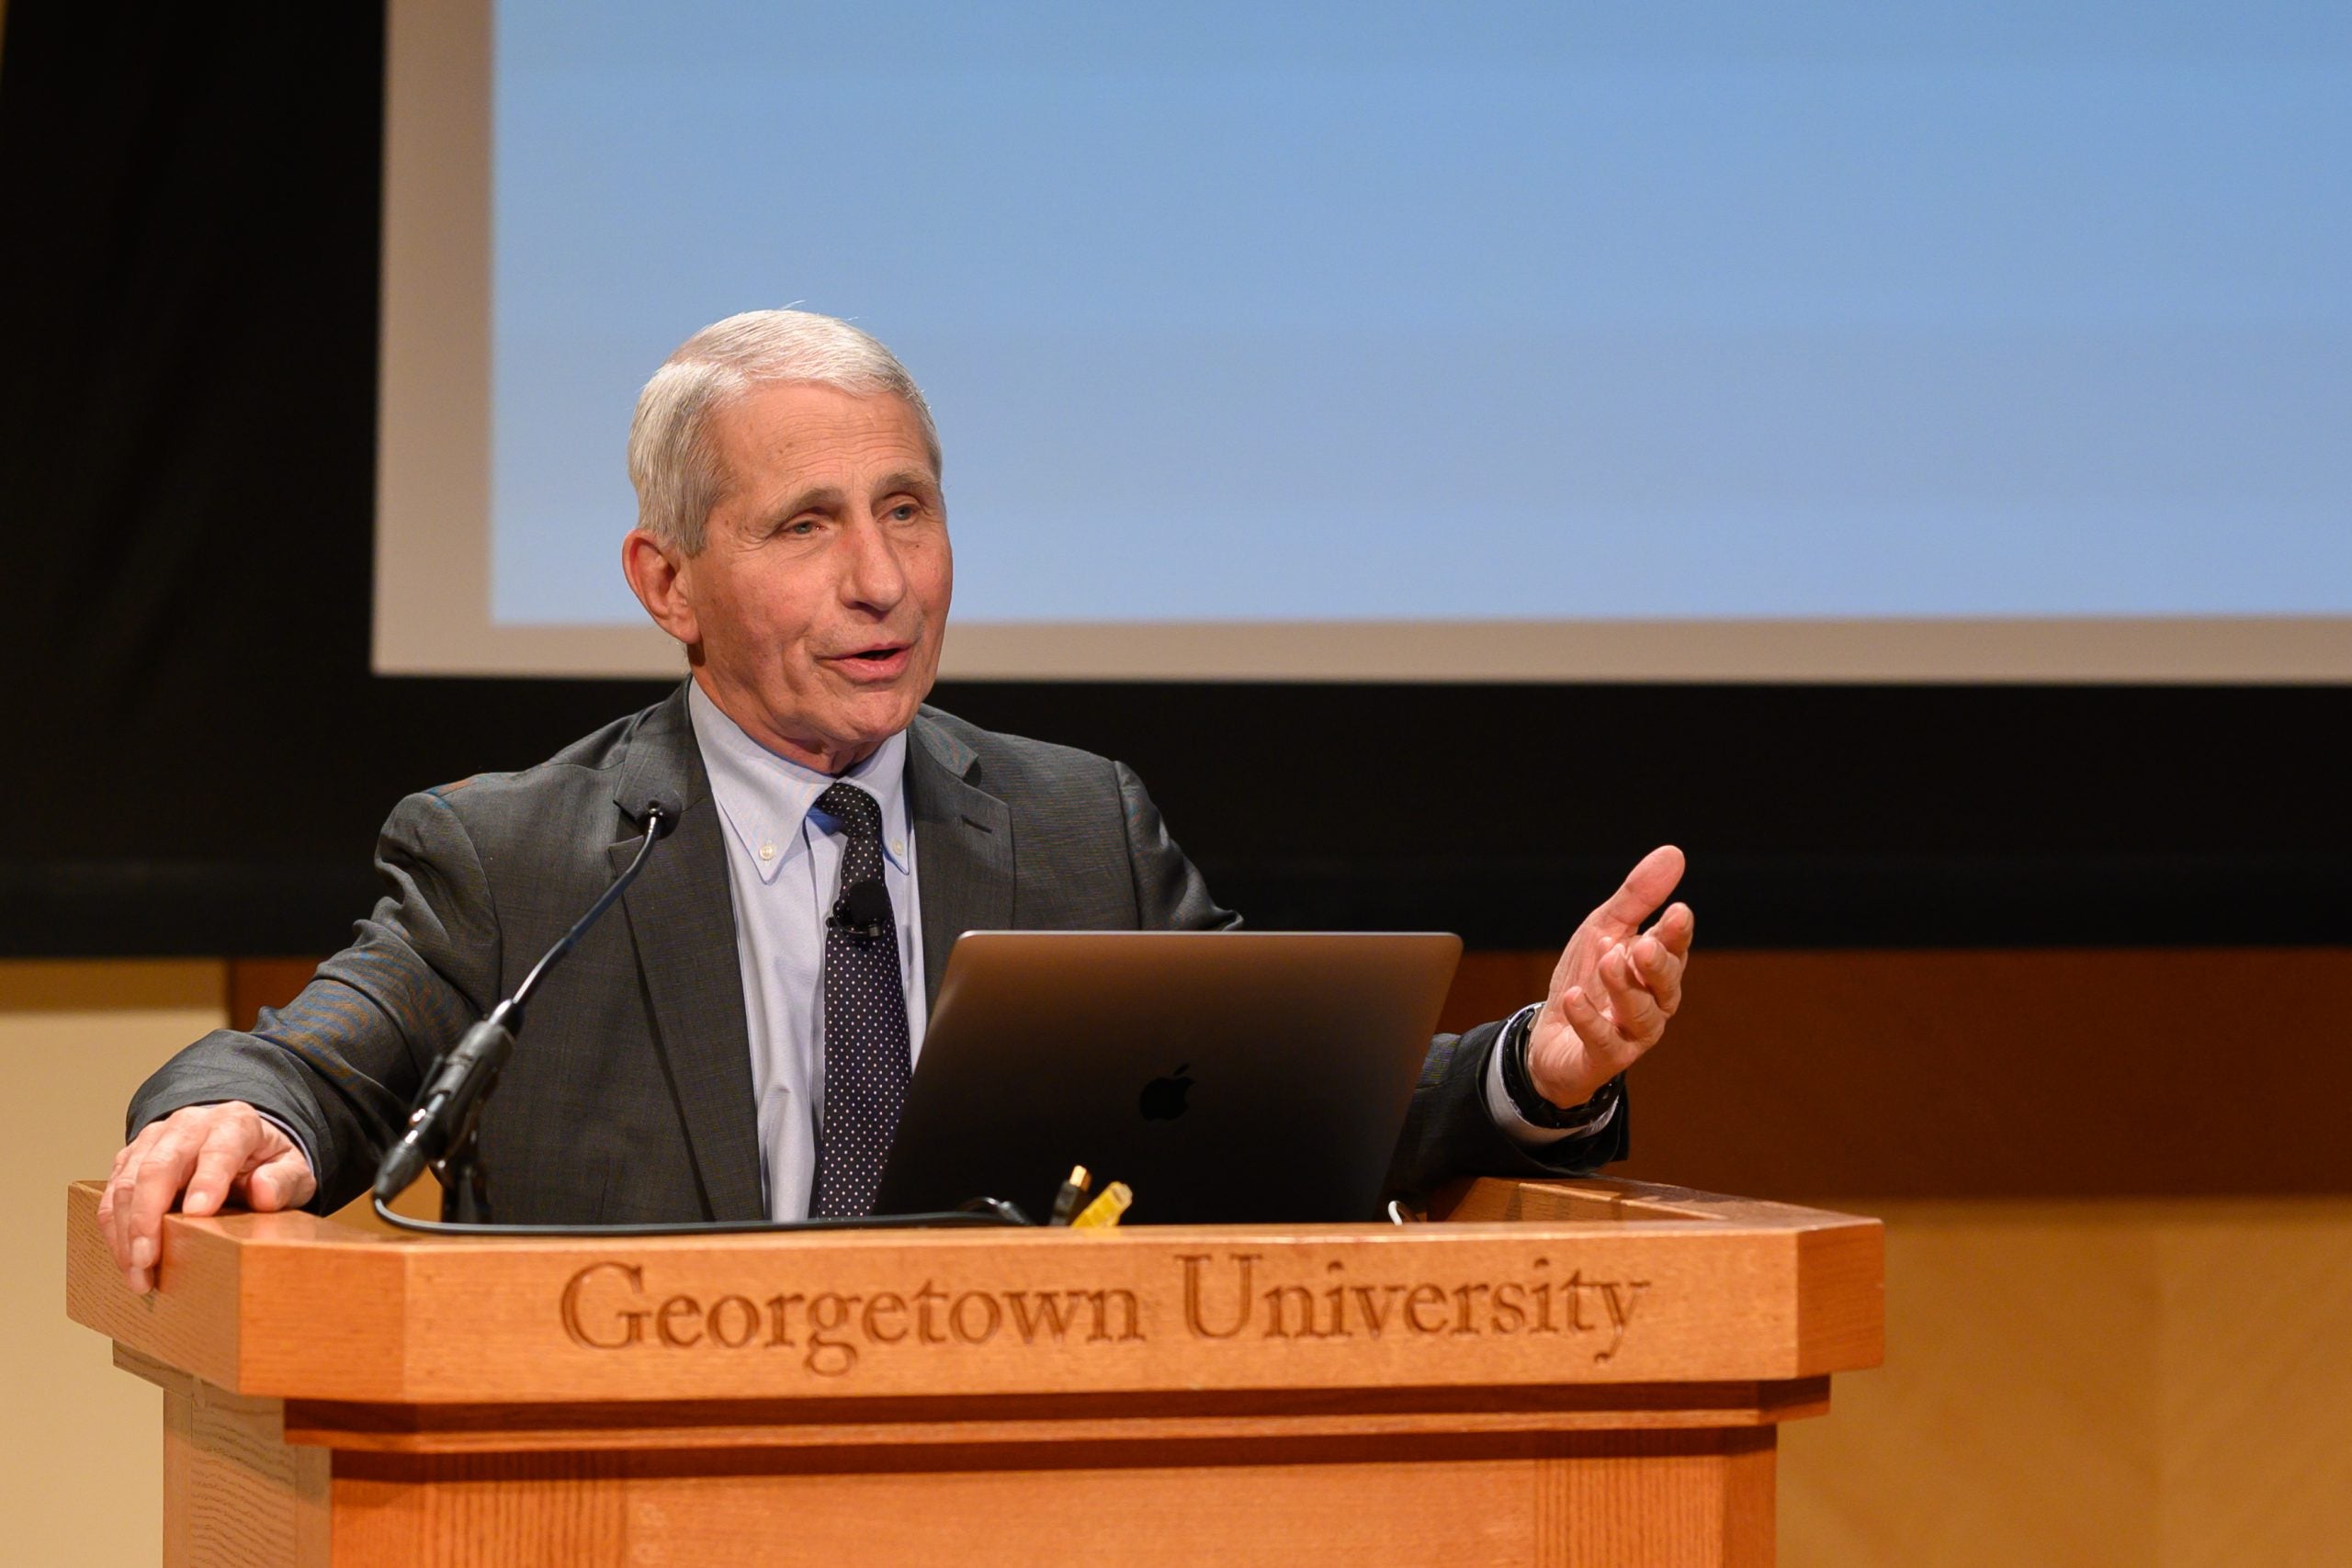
top-left (1523, 845), bottom-right (1694, 1111)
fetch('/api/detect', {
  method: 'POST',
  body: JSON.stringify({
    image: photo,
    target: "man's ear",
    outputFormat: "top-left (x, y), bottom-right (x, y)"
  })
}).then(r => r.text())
top-left (622, 529), bottom-right (700, 648)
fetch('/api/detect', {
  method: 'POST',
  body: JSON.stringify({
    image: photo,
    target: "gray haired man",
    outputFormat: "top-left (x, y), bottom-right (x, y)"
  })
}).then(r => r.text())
top-left (100, 310), bottom-right (1693, 1289)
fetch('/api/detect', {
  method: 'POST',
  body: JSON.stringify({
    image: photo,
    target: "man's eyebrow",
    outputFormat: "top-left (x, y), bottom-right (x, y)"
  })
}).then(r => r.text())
top-left (873, 469), bottom-right (941, 498)
top-left (767, 484), bottom-right (846, 519)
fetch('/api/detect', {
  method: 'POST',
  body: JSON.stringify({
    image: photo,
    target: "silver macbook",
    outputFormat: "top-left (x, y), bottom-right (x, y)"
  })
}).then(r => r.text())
top-left (871, 931), bottom-right (1463, 1224)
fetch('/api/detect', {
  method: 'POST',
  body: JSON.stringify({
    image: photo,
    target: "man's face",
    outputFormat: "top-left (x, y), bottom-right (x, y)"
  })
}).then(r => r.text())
top-left (666, 381), bottom-right (952, 772)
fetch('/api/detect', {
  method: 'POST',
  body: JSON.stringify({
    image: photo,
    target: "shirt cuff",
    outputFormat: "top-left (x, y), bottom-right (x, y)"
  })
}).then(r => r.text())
top-left (1484, 1003), bottom-right (1622, 1147)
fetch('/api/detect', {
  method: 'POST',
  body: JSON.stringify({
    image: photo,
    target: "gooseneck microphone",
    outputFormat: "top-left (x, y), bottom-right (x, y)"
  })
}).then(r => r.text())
top-left (372, 794), bottom-right (680, 1210)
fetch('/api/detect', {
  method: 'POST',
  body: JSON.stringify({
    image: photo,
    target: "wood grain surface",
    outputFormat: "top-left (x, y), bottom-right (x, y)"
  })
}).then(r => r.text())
top-left (67, 1175), bottom-right (1883, 1568)
top-left (312, 1427), bottom-right (1781, 1568)
top-left (67, 1179), bottom-right (1883, 1405)
top-left (158, 1370), bottom-right (327, 1568)
top-left (1437, 947), bottom-right (2352, 1200)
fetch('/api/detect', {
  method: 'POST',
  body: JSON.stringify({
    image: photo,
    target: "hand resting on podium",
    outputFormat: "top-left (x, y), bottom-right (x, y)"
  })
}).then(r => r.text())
top-left (97, 1100), bottom-right (315, 1293)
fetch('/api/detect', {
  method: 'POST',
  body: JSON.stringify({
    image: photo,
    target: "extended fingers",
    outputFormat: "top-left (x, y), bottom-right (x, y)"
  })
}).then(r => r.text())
top-left (1561, 984), bottom-right (1637, 1059)
top-left (1600, 944), bottom-right (1668, 1043)
top-left (97, 1139), bottom-right (132, 1229)
top-left (120, 1109), bottom-right (267, 1292)
top-left (183, 1120), bottom-right (255, 1217)
top-left (1592, 845), bottom-right (1687, 935)
top-left (120, 1133), bottom-right (204, 1292)
top-left (1629, 927), bottom-right (1689, 1016)
top-left (1648, 901), bottom-right (1696, 959)
top-left (101, 1139), bottom-right (146, 1271)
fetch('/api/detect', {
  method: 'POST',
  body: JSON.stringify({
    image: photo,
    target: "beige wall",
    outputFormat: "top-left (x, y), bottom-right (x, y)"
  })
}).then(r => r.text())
top-left (4, 961), bottom-right (225, 1568)
top-left (15, 958), bottom-right (2352, 1565)
top-left (1781, 1200), bottom-right (2352, 1566)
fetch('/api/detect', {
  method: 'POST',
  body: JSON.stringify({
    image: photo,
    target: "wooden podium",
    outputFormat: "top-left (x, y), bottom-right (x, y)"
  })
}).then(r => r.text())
top-left (67, 1177), bottom-right (1880, 1567)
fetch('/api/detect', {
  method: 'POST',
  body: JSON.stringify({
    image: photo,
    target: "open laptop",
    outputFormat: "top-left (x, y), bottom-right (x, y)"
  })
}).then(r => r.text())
top-left (871, 931), bottom-right (1463, 1224)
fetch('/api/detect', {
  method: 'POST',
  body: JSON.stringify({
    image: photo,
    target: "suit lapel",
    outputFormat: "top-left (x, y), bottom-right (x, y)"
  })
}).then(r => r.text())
top-left (906, 712), bottom-right (1013, 1013)
top-left (608, 688), bottom-right (765, 1222)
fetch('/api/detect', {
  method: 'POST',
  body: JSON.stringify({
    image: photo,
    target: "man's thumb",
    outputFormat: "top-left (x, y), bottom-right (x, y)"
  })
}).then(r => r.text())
top-left (246, 1154), bottom-right (312, 1212)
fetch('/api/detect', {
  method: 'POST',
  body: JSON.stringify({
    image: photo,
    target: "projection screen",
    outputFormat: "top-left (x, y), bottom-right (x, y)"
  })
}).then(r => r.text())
top-left (375, 0), bottom-right (2352, 681)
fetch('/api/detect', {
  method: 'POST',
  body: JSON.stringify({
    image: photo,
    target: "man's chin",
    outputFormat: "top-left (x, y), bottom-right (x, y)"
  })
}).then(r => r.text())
top-left (793, 654), bottom-right (936, 757)
top-left (823, 687), bottom-right (925, 751)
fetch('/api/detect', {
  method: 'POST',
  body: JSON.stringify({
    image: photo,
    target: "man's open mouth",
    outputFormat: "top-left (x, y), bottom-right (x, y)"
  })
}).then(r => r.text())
top-left (830, 642), bottom-right (913, 674)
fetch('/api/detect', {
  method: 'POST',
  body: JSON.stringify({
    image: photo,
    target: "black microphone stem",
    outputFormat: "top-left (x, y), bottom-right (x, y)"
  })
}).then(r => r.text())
top-left (510, 807), bottom-right (669, 1021)
top-left (373, 804), bottom-right (673, 1214)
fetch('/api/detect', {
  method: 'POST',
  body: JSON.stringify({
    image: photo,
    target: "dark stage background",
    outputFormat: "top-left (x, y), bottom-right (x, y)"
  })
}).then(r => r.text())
top-left (3, 6), bottom-right (2345, 959)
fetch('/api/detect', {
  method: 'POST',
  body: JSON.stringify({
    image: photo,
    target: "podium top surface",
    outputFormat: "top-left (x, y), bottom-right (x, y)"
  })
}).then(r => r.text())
top-left (66, 1179), bottom-right (1881, 1408)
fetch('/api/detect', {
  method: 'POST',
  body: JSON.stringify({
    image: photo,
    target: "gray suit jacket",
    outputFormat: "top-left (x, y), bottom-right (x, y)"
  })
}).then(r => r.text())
top-left (131, 686), bottom-right (1623, 1220)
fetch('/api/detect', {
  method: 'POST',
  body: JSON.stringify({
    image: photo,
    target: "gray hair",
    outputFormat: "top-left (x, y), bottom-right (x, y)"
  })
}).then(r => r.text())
top-left (627, 310), bottom-right (941, 554)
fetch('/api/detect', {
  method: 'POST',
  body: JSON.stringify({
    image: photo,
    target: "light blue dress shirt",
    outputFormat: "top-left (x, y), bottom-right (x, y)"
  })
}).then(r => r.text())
top-left (687, 682), bottom-right (927, 1221)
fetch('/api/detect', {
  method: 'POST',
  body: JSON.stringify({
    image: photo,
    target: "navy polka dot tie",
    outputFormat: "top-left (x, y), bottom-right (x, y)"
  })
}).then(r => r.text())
top-left (810, 782), bottom-right (910, 1219)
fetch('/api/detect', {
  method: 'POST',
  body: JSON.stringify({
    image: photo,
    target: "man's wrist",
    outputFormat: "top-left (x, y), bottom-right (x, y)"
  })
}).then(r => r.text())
top-left (1486, 1004), bottom-right (1622, 1145)
top-left (1501, 1006), bottom-right (1618, 1128)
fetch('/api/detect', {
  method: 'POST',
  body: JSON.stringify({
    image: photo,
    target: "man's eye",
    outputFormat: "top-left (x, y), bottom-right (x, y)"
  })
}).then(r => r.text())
top-left (778, 518), bottom-right (820, 537)
top-left (888, 502), bottom-right (921, 522)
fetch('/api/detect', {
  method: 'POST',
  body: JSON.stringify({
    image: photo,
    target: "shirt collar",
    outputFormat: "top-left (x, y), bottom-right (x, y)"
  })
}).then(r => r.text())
top-left (686, 681), bottom-right (913, 886)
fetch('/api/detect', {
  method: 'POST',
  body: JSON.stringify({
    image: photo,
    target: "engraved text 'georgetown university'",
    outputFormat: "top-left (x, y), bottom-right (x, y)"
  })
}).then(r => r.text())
top-left (560, 1252), bottom-right (1649, 1378)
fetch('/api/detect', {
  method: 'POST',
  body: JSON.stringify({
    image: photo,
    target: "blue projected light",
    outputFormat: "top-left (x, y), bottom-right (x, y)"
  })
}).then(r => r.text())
top-left (487, 2), bottom-right (2352, 628)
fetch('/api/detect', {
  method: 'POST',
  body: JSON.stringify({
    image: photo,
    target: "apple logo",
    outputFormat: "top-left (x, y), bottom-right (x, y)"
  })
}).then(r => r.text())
top-left (1138, 1064), bottom-right (1193, 1122)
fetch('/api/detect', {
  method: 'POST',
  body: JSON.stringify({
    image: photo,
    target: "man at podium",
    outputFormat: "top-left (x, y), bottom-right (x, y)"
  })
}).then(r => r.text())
top-left (96, 310), bottom-right (1694, 1291)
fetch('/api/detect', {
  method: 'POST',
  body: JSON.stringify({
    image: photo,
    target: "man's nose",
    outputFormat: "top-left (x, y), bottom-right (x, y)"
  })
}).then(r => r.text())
top-left (839, 516), bottom-right (910, 612)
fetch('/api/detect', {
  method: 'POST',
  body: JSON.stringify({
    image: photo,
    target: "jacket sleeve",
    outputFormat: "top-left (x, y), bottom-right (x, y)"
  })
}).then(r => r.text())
top-left (1382, 1020), bottom-right (1631, 1202)
top-left (125, 788), bottom-right (504, 1213)
top-left (1116, 761), bottom-right (1242, 932)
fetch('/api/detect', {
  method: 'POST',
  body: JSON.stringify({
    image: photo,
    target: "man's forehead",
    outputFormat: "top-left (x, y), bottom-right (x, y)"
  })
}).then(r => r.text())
top-left (720, 381), bottom-right (933, 467)
top-left (703, 389), bottom-right (938, 530)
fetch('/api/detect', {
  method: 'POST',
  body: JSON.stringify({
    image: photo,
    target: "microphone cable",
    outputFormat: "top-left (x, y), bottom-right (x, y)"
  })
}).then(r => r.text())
top-left (368, 1193), bottom-right (1035, 1236)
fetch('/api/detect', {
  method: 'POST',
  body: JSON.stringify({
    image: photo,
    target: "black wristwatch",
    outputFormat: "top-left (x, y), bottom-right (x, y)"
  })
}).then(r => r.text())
top-left (1498, 1005), bottom-right (1623, 1132)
